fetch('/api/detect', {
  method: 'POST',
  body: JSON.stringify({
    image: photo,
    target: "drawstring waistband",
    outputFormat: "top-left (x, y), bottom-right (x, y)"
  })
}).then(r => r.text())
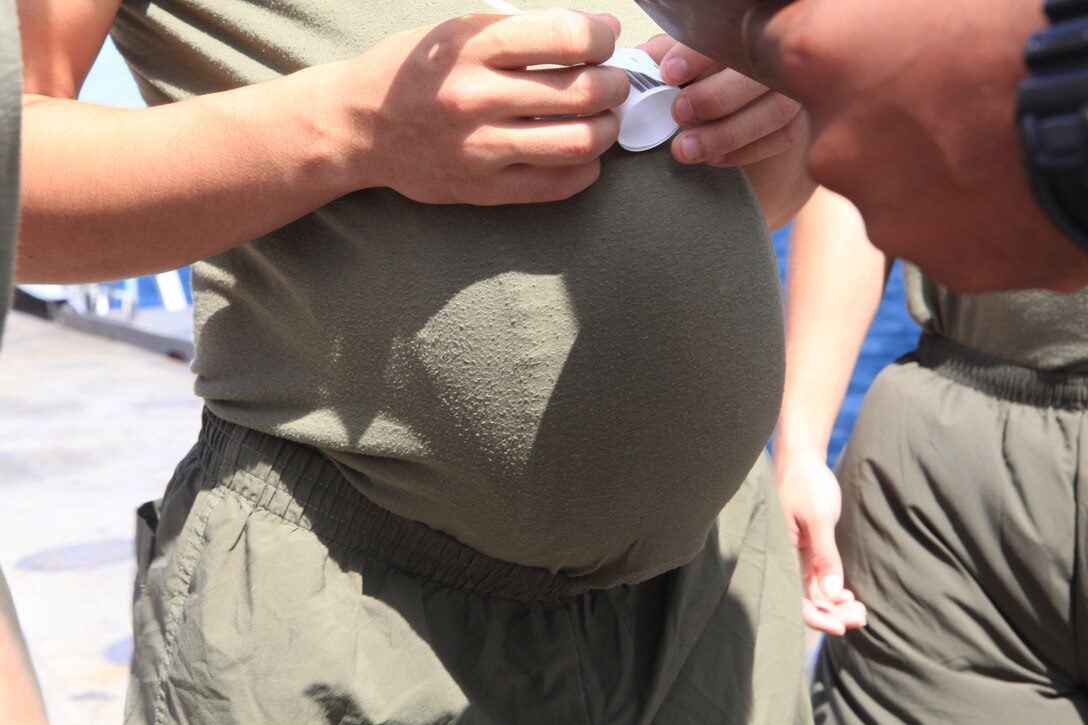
top-left (911, 334), bottom-right (1088, 410)
top-left (195, 409), bottom-right (595, 601)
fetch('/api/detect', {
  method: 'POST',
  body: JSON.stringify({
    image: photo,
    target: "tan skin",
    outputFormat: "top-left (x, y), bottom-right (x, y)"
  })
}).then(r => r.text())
top-left (18, 2), bottom-right (628, 281)
top-left (658, 0), bottom-right (1088, 293)
top-left (17, 1), bottom-right (812, 285)
top-left (0, 615), bottom-right (47, 725)
top-left (773, 187), bottom-right (884, 635)
top-left (639, 33), bottom-right (814, 224)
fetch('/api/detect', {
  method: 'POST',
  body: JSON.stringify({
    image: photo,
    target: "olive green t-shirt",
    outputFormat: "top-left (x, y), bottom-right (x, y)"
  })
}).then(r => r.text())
top-left (0, 0), bottom-right (40, 704)
top-left (111, 1), bottom-right (785, 587)
top-left (0, 0), bottom-right (20, 343)
top-left (905, 264), bottom-right (1088, 373)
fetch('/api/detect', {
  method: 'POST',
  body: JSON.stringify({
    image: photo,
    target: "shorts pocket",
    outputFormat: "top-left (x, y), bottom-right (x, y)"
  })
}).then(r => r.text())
top-left (134, 499), bottom-right (163, 585)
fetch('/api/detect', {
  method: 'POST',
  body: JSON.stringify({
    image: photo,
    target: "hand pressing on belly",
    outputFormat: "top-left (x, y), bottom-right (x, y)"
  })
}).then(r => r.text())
top-left (639, 35), bottom-right (814, 230)
top-left (340, 9), bottom-right (631, 205)
top-left (18, 4), bottom-right (629, 283)
top-left (641, 34), bottom-right (803, 167)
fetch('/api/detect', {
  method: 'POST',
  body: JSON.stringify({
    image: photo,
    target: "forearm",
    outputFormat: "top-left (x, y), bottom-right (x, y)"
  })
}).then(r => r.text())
top-left (773, 187), bottom-right (885, 463)
top-left (18, 6), bottom-right (630, 284)
top-left (18, 63), bottom-right (358, 283)
top-left (0, 619), bottom-right (45, 725)
top-left (0, 578), bottom-right (45, 725)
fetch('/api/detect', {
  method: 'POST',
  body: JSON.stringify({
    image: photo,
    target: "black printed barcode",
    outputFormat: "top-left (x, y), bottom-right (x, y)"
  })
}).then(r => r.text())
top-left (625, 70), bottom-right (663, 93)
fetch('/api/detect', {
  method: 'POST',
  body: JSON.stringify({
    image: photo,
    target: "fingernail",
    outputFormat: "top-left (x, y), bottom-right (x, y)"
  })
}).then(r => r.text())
top-left (679, 134), bottom-right (702, 161)
top-left (821, 574), bottom-right (843, 598)
top-left (664, 57), bottom-right (689, 84)
top-left (674, 97), bottom-right (696, 125)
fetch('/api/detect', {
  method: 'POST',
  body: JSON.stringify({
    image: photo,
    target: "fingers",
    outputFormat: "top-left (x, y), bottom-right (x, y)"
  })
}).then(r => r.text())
top-left (473, 9), bottom-right (620, 69)
top-left (834, 600), bottom-right (869, 629)
top-left (800, 523), bottom-right (867, 634)
top-left (484, 65), bottom-right (630, 119)
top-left (802, 582), bottom-right (868, 634)
top-left (489, 160), bottom-right (603, 205)
top-left (804, 598), bottom-right (868, 634)
top-left (671, 89), bottom-right (803, 164)
top-left (702, 112), bottom-right (808, 167)
top-left (575, 10), bottom-right (621, 41)
top-left (802, 598), bottom-right (847, 636)
top-left (673, 68), bottom-right (779, 126)
top-left (462, 112), bottom-right (616, 204)
top-left (658, 42), bottom-right (720, 86)
top-left (486, 112), bottom-right (620, 167)
top-left (637, 33), bottom-right (679, 64)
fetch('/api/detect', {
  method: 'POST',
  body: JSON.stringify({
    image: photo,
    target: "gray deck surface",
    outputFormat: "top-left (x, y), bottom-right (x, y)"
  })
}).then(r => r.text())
top-left (0, 312), bottom-right (201, 724)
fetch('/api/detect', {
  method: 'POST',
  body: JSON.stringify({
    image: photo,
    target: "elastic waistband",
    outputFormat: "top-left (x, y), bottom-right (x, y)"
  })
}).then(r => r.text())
top-left (911, 334), bottom-right (1088, 409)
top-left (196, 409), bottom-right (593, 601)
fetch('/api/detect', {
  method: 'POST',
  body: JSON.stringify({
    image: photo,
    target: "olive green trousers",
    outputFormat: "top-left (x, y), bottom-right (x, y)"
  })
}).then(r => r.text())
top-left (126, 411), bottom-right (810, 724)
top-left (814, 335), bottom-right (1088, 724)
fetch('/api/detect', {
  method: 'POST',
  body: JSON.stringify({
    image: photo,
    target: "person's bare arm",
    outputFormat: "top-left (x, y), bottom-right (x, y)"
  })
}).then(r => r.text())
top-left (0, 577), bottom-right (46, 725)
top-left (17, 1), bottom-right (629, 283)
top-left (0, 615), bottom-right (46, 725)
top-left (772, 186), bottom-right (884, 634)
top-left (19, 0), bottom-right (362, 282)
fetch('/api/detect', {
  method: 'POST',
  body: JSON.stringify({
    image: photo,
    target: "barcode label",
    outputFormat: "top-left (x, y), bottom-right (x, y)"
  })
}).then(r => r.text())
top-left (625, 70), bottom-right (664, 93)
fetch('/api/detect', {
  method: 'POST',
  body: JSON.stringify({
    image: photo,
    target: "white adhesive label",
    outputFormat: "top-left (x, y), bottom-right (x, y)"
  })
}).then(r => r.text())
top-left (601, 49), bottom-right (680, 152)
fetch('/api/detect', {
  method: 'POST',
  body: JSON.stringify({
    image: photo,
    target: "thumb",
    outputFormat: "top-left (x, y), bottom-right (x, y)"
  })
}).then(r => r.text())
top-left (806, 518), bottom-right (844, 599)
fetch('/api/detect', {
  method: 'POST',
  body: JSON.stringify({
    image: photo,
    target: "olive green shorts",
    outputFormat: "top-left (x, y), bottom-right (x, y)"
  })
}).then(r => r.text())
top-left (813, 335), bottom-right (1088, 724)
top-left (125, 411), bottom-right (809, 724)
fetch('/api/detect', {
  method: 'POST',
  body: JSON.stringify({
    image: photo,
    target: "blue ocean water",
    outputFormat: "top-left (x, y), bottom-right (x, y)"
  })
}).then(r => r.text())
top-left (771, 227), bottom-right (921, 464)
